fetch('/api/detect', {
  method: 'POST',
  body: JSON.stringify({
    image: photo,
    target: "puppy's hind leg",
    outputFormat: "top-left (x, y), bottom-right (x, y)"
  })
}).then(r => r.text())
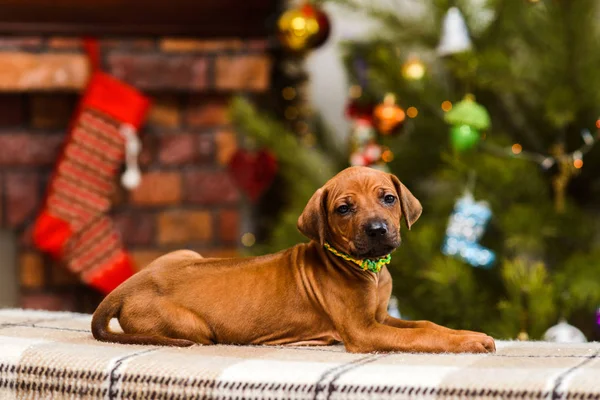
top-left (120, 297), bottom-right (214, 346)
top-left (143, 249), bottom-right (204, 271)
top-left (93, 289), bottom-right (197, 347)
top-left (167, 249), bottom-right (204, 260)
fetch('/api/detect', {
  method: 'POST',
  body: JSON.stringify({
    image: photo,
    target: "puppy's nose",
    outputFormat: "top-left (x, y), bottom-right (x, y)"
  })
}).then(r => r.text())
top-left (365, 221), bottom-right (388, 237)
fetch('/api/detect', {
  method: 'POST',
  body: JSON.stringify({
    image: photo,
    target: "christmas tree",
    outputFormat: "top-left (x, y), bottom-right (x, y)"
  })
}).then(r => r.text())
top-left (231, 0), bottom-right (600, 340)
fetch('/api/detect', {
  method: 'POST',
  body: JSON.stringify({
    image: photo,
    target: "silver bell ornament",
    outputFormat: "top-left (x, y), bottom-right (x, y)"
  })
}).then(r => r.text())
top-left (437, 7), bottom-right (473, 56)
top-left (543, 319), bottom-right (587, 343)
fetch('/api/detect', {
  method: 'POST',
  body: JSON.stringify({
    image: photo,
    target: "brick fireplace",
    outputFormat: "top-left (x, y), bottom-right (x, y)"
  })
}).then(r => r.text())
top-left (0, 36), bottom-right (272, 312)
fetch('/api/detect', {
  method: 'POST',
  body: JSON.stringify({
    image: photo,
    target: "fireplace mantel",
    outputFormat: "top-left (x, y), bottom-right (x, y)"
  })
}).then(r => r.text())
top-left (0, 0), bottom-right (277, 37)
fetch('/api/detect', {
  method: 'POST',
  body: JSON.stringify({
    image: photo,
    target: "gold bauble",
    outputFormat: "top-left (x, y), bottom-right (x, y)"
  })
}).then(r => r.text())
top-left (277, 4), bottom-right (330, 52)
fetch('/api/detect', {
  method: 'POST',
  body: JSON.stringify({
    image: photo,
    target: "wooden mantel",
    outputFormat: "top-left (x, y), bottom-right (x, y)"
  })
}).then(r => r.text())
top-left (0, 0), bottom-right (278, 37)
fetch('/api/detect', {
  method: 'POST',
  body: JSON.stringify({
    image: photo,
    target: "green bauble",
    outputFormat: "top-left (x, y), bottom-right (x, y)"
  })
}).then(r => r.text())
top-left (450, 124), bottom-right (480, 151)
top-left (444, 94), bottom-right (491, 130)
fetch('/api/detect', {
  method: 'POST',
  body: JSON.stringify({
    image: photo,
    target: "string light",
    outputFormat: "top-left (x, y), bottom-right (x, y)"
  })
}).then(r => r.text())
top-left (402, 56), bottom-right (426, 81)
top-left (348, 85), bottom-right (362, 99)
top-left (301, 133), bottom-right (316, 147)
top-left (285, 106), bottom-right (299, 120)
top-left (541, 158), bottom-right (555, 170)
top-left (295, 121), bottom-right (309, 134)
top-left (381, 149), bottom-right (394, 162)
top-left (407, 107), bottom-right (418, 118)
top-left (441, 101), bottom-right (453, 112)
top-left (482, 129), bottom-right (597, 171)
top-left (241, 233), bottom-right (256, 247)
top-left (282, 86), bottom-right (297, 100)
top-left (582, 129), bottom-right (594, 145)
top-left (573, 150), bottom-right (583, 169)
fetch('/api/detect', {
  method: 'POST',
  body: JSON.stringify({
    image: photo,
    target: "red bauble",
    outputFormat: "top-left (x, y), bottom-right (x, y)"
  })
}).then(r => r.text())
top-left (305, 4), bottom-right (330, 49)
top-left (345, 100), bottom-right (375, 122)
top-left (228, 150), bottom-right (278, 202)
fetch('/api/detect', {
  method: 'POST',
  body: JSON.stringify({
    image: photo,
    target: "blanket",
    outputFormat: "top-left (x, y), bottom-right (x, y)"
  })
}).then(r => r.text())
top-left (0, 309), bottom-right (598, 399)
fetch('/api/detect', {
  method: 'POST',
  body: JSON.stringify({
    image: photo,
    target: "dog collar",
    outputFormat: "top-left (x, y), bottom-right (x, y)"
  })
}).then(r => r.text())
top-left (323, 243), bottom-right (391, 273)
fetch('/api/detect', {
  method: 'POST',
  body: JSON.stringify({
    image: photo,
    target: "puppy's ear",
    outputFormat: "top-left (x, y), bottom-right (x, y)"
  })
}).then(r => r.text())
top-left (297, 187), bottom-right (328, 244)
top-left (390, 175), bottom-right (422, 230)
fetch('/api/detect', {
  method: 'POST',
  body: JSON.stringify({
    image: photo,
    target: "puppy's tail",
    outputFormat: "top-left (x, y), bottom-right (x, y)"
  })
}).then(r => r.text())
top-left (91, 290), bottom-right (195, 347)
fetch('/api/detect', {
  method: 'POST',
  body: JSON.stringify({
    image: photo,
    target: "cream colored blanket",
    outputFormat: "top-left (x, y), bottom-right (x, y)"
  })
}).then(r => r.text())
top-left (0, 309), bottom-right (598, 399)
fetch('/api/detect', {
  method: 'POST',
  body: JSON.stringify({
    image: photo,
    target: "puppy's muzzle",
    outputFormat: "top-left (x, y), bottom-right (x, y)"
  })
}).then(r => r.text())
top-left (356, 219), bottom-right (400, 258)
top-left (364, 221), bottom-right (388, 238)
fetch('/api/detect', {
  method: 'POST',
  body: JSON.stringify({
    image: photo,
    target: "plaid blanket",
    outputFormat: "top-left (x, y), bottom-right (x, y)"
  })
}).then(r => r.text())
top-left (0, 309), bottom-right (599, 399)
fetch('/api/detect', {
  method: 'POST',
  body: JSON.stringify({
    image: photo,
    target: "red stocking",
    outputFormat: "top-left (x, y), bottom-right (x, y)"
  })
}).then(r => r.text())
top-left (33, 67), bottom-right (150, 294)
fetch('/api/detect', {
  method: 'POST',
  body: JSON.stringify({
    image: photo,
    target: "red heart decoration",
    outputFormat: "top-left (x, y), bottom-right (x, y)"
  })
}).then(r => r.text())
top-left (227, 149), bottom-right (278, 202)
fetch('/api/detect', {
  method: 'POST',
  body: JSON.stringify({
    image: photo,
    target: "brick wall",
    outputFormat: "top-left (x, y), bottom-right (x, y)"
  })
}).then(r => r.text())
top-left (0, 36), bottom-right (272, 312)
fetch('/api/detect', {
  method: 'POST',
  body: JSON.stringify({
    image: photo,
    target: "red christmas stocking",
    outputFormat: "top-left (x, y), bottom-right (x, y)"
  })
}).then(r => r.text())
top-left (33, 71), bottom-right (150, 294)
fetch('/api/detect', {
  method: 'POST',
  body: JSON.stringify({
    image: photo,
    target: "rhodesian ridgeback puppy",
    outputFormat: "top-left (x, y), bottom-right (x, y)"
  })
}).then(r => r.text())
top-left (93, 166), bottom-right (495, 353)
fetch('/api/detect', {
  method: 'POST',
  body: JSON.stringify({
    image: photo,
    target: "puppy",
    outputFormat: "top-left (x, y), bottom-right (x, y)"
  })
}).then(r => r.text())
top-left (92, 166), bottom-right (495, 353)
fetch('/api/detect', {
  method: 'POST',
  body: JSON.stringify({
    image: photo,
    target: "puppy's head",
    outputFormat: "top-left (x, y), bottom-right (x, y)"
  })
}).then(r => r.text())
top-left (297, 166), bottom-right (422, 259)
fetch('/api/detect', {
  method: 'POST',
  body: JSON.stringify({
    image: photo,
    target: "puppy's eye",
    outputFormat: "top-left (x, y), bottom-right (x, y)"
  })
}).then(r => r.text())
top-left (336, 205), bottom-right (350, 215)
top-left (384, 195), bottom-right (396, 204)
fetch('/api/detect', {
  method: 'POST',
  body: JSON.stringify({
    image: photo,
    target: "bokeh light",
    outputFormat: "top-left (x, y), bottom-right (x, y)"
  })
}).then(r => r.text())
top-left (241, 233), bottom-right (256, 247)
top-left (285, 106), bottom-right (299, 120)
top-left (402, 58), bottom-right (426, 80)
top-left (349, 85), bottom-right (362, 98)
top-left (511, 144), bottom-right (522, 155)
top-left (381, 149), bottom-right (394, 162)
top-left (282, 86), bottom-right (297, 100)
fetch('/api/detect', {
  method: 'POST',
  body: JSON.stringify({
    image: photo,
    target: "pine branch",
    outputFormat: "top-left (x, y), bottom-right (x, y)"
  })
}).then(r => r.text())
top-left (230, 97), bottom-right (336, 189)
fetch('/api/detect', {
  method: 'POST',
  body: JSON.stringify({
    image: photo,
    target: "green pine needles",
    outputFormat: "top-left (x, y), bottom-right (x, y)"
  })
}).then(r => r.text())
top-left (231, 0), bottom-right (600, 339)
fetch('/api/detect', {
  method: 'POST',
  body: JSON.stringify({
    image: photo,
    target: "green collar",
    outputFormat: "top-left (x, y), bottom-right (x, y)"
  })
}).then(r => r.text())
top-left (323, 242), bottom-right (391, 273)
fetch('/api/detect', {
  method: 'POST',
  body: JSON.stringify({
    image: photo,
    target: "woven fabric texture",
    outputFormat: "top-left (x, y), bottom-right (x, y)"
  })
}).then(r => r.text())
top-left (0, 309), bottom-right (599, 399)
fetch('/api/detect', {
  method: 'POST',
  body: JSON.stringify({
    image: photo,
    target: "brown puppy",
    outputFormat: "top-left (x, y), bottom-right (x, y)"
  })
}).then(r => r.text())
top-left (92, 166), bottom-right (495, 353)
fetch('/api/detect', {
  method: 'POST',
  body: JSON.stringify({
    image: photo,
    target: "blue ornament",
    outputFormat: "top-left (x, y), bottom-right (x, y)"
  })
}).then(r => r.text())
top-left (442, 193), bottom-right (495, 268)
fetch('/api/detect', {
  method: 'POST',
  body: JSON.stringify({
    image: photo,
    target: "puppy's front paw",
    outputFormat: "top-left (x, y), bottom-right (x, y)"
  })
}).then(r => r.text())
top-left (453, 335), bottom-right (496, 354)
top-left (454, 329), bottom-right (490, 337)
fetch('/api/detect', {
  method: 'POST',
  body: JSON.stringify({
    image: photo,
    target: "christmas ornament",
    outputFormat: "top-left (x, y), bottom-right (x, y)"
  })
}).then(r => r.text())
top-left (543, 320), bottom-right (587, 343)
top-left (277, 3), bottom-right (330, 52)
top-left (437, 7), bottom-right (473, 56)
top-left (441, 192), bottom-right (495, 268)
top-left (345, 99), bottom-right (374, 122)
top-left (346, 96), bottom-right (391, 171)
top-left (445, 95), bottom-right (490, 130)
top-left (444, 95), bottom-right (491, 152)
top-left (450, 124), bottom-right (481, 152)
top-left (228, 149), bottom-right (278, 202)
top-left (347, 118), bottom-right (389, 171)
top-left (373, 93), bottom-right (406, 135)
top-left (32, 39), bottom-right (150, 294)
top-left (402, 56), bottom-right (426, 81)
